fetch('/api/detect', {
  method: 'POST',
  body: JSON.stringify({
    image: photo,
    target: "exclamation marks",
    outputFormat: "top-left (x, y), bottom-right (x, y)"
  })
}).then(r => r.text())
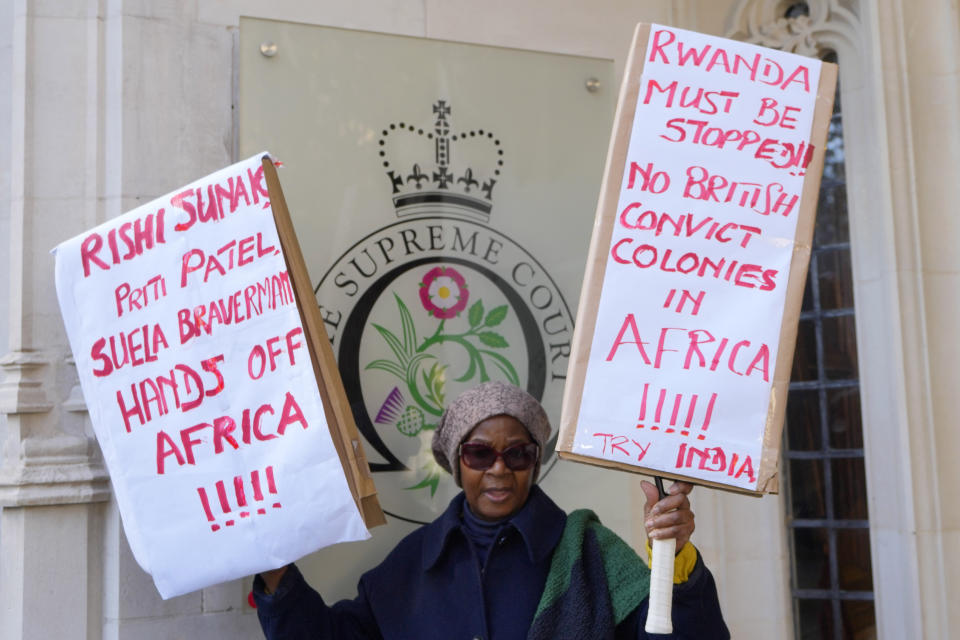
top-left (682, 395), bottom-right (698, 434)
top-left (636, 383), bottom-right (718, 440)
top-left (216, 479), bottom-right (236, 528)
top-left (251, 468), bottom-right (264, 510)
top-left (267, 466), bottom-right (280, 509)
top-left (699, 393), bottom-right (718, 440)
top-left (197, 465), bottom-right (281, 532)
top-left (197, 487), bottom-right (216, 530)
top-left (250, 466), bottom-right (281, 513)
top-left (654, 387), bottom-right (667, 425)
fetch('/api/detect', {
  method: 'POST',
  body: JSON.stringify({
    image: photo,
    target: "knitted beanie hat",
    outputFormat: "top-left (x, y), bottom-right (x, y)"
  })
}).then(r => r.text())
top-left (432, 381), bottom-right (551, 486)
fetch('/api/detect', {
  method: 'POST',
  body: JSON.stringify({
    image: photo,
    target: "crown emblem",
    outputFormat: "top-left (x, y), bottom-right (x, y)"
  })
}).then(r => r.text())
top-left (379, 101), bottom-right (503, 221)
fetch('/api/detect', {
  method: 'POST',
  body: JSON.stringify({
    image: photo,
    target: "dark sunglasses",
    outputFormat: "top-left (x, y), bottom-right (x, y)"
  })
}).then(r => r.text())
top-left (459, 441), bottom-right (539, 472)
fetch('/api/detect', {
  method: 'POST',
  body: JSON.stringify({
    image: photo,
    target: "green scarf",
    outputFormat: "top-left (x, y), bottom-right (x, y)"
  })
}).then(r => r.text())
top-left (529, 509), bottom-right (650, 639)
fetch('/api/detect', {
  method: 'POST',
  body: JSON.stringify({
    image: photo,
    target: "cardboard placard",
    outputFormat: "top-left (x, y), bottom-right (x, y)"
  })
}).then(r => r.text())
top-left (53, 153), bottom-right (383, 598)
top-left (558, 24), bottom-right (837, 494)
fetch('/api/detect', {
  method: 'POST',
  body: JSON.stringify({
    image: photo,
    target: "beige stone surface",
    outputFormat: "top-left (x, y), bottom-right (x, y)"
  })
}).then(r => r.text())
top-left (201, 578), bottom-right (249, 613)
top-left (923, 272), bottom-right (960, 530)
top-left (1, 505), bottom-right (104, 640)
top-left (198, 0), bottom-right (427, 36)
top-left (944, 530), bottom-right (960, 633)
top-left (5, 0), bottom-right (960, 637)
top-left (120, 14), bottom-right (233, 197)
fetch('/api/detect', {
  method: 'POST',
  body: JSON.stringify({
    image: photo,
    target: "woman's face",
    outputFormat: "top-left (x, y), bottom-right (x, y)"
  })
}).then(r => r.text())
top-left (459, 415), bottom-right (537, 521)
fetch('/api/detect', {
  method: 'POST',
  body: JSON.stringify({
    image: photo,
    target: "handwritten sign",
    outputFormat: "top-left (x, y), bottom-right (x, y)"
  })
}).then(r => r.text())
top-left (53, 154), bottom-right (371, 598)
top-left (559, 24), bottom-right (836, 493)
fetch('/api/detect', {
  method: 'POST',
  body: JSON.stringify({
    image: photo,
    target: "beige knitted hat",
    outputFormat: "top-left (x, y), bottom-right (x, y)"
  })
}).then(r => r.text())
top-left (431, 381), bottom-right (551, 486)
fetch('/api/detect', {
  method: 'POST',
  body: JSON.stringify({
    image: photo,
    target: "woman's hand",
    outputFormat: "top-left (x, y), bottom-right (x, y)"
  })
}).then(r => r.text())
top-left (641, 480), bottom-right (695, 551)
top-left (259, 565), bottom-right (289, 595)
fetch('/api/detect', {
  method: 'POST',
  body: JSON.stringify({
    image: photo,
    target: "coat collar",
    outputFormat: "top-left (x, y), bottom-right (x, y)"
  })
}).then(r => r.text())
top-left (421, 485), bottom-right (566, 571)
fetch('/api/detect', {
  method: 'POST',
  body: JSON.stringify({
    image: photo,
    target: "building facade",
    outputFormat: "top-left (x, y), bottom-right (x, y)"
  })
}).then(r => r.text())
top-left (1, 1), bottom-right (957, 638)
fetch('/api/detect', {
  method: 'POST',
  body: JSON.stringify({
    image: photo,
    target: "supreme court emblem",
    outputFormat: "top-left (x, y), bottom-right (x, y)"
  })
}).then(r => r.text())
top-left (314, 102), bottom-right (574, 523)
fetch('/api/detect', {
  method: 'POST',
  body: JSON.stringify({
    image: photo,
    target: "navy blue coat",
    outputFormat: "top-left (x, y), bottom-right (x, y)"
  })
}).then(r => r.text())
top-left (253, 486), bottom-right (728, 639)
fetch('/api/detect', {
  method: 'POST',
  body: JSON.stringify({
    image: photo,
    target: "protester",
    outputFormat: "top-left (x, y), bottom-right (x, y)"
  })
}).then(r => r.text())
top-left (253, 380), bottom-right (729, 639)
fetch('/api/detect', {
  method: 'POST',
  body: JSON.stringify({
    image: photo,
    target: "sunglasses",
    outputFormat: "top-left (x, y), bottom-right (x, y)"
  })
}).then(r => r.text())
top-left (459, 441), bottom-right (539, 472)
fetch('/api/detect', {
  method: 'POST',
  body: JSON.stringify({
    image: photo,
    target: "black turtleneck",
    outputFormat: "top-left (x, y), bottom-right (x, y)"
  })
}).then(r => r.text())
top-left (460, 502), bottom-right (508, 568)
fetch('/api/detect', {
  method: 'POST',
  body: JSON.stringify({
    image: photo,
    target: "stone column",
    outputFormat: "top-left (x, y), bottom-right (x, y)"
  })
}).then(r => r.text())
top-left (0, 1), bottom-right (112, 638)
top-left (886, 0), bottom-right (960, 635)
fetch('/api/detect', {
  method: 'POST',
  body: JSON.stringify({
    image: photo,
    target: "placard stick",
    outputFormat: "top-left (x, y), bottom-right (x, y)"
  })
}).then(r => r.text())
top-left (263, 157), bottom-right (386, 528)
top-left (645, 476), bottom-right (674, 634)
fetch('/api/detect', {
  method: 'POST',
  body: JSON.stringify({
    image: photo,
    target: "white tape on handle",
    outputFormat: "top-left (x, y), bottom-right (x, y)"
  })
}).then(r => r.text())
top-left (644, 536), bottom-right (676, 634)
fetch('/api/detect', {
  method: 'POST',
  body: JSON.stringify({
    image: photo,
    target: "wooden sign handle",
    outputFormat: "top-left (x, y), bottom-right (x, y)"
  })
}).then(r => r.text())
top-left (262, 156), bottom-right (386, 528)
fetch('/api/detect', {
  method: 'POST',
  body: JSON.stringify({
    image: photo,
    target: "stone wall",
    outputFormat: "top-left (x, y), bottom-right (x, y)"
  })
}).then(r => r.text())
top-left (2, 1), bottom-right (958, 638)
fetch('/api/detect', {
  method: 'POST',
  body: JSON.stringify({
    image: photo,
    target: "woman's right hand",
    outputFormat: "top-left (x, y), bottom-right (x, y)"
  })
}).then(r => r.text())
top-left (640, 480), bottom-right (696, 551)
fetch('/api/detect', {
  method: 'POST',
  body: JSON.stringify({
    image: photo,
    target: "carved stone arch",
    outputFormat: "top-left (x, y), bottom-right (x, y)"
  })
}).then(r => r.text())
top-left (725, 0), bottom-right (861, 58)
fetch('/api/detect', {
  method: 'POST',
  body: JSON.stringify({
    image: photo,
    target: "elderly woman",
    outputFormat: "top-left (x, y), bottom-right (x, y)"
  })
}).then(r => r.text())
top-left (253, 381), bottom-right (729, 639)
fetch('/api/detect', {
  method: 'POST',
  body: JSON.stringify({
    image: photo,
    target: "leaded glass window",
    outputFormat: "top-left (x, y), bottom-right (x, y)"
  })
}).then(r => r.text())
top-left (784, 50), bottom-right (877, 640)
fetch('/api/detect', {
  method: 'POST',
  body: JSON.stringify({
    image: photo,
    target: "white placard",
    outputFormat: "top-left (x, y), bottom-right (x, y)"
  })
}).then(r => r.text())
top-left (566, 25), bottom-right (825, 491)
top-left (53, 153), bottom-right (369, 598)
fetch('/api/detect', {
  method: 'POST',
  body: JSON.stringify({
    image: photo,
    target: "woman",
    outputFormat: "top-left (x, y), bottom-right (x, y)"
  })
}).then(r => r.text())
top-left (253, 381), bottom-right (729, 639)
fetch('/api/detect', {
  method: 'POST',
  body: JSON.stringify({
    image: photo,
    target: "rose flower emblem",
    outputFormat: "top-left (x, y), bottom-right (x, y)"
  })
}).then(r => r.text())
top-left (419, 266), bottom-right (469, 319)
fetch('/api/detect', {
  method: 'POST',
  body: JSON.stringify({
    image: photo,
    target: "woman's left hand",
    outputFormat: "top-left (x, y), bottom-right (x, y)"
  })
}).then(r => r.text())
top-left (640, 480), bottom-right (696, 550)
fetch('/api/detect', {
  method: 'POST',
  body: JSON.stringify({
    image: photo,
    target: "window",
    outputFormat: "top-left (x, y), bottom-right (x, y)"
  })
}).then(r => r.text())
top-left (784, 51), bottom-right (877, 639)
